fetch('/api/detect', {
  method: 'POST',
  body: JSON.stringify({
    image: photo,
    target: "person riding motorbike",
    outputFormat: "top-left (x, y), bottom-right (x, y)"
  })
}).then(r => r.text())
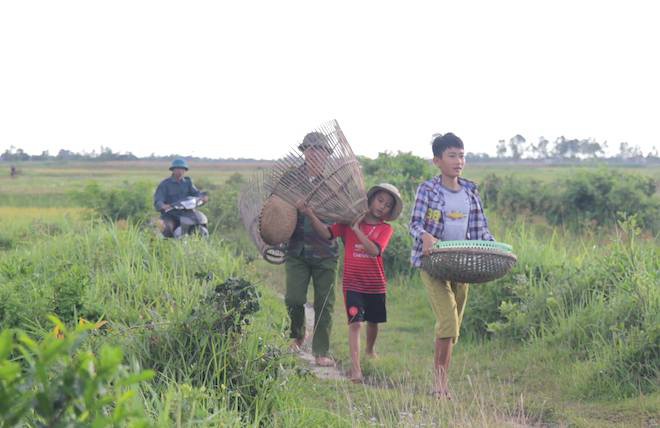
top-left (154, 158), bottom-right (209, 237)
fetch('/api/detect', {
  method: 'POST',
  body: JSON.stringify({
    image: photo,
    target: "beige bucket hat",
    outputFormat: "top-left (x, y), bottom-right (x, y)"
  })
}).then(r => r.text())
top-left (367, 183), bottom-right (403, 221)
top-left (259, 195), bottom-right (297, 245)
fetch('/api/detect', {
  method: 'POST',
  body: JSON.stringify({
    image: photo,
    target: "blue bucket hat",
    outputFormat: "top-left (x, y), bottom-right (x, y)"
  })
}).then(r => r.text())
top-left (169, 158), bottom-right (189, 171)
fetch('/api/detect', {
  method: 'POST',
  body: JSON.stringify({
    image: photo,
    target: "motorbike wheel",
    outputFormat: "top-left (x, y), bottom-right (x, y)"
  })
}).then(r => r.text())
top-left (196, 226), bottom-right (209, 238)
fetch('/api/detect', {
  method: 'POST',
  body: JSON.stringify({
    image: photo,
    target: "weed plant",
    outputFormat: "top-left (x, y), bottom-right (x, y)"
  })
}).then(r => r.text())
top-left (0, 223), bottom-right (289, 425)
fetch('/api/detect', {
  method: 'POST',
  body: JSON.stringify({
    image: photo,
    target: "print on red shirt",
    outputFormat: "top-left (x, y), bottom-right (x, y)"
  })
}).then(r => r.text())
top-left (330, 222), bottom-right (393, 294)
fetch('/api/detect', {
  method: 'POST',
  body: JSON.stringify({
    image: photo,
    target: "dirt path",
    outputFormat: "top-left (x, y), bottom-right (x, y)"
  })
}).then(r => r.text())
top-left (295, 302), bottom-right (346, 381)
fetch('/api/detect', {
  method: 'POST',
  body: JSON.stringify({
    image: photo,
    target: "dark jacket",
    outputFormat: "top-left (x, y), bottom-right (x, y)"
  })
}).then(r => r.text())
top-left (153, 176), bottom-right (202, 212)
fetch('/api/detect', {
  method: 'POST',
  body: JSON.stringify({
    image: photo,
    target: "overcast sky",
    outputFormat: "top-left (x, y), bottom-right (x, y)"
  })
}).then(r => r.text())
top-left (1, 1), bottom-right (658, 159)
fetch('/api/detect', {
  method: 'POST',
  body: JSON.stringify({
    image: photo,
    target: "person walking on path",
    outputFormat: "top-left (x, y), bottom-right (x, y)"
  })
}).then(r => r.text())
top-left (285, 132), bottom-right (339, 367)
top-left (298, 183), bottom-right (402, 382)
top-left (409, 133), bottom-right (495, 399)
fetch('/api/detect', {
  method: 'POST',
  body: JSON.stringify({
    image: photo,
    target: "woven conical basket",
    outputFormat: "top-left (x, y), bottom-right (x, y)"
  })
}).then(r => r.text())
top-left (259, 195), bottom-right (297, 245)
top-left (421, 240), bottom-right (517, 283)
top-left (239, 171), bottom-right (292, 264)
top-left (264, 120), bottom-right (367, 224)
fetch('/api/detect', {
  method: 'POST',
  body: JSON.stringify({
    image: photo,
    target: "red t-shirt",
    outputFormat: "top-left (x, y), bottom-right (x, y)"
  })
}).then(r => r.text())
top-left (330, 221), bottom-right (393, 294)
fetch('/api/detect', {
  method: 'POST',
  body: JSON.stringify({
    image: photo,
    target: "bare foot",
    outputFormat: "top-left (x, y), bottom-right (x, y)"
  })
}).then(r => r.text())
top-left (315, 356), bottom-right (335, 367)
top-left (349, 373), bottom-right (364, 384)
top-left (290, 337), bottom-right (305, 352)
top-left (365, 351), bottom-right (378, 359)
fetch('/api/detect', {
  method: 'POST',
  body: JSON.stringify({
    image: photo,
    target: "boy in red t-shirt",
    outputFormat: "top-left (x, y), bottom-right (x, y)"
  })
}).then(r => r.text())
top-left (297, 183), bottom-right (403, 382)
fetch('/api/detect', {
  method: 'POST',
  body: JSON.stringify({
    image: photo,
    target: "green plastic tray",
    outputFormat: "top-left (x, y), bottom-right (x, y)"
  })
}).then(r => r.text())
top-left (432, 240), bottom-right (513, 253)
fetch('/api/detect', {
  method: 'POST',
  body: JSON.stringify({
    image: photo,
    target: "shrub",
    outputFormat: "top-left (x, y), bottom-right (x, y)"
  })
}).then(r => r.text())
top-left (480, 170), bottom-right (659, 232)
top-left (479, 174), bottom-right (548, 217)
top-left (135, 276), bottom-right (281, 418)
top-left (0, 317), bottom-right (153, 427)
top-left (472, 216), bottom-right (659, 398)
top-left (203, 175), bottom-right (245, 233)
top-left (0, 233), bottom-right (13, 251)
top-left (382, 219), bottom-right (414, 278)
top-left (360, 152), bottom-right (434, 195)
top-left (193, 277), bottom-right (261, 334)
top-left (73, 181), bottom-right (152, 222)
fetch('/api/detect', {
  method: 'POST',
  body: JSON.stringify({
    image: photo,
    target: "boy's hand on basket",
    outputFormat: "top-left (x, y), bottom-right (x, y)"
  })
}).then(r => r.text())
top-left (351, 213), bottom-right (366, 232)
top-left (422, 232), bottom-right (438, 256)
top-left (295, 199), bottom-right (312, 216)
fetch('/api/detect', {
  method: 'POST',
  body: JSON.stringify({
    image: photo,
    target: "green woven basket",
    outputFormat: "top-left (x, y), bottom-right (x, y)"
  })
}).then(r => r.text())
top-left (421, 240), bottom-right (517, 283)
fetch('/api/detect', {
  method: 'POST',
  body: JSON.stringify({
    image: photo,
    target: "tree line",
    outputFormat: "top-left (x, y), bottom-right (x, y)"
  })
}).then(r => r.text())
top-left (470, 135), bottom-right (659, 162)
top-left (2, 135), bottom-right (659, 163)
top-left (0, 146), bottom-right (264, 163)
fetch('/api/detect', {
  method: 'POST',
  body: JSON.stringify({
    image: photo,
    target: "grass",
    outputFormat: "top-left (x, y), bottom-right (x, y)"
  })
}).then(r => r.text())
top-left (265, 212), bottom-right (657, 427)
top-left (2, 161), bottom-right (659, 206)
top-left (464, 161), bottom-right (660, 187)
top-left (0, 160), bottom-right (260, 208)
top-left (230, 193), bottom-right (659, 426)
top-left (0, 223), bottom-right (293, 426)
top-left (0, 160), bottom-right (658, 426)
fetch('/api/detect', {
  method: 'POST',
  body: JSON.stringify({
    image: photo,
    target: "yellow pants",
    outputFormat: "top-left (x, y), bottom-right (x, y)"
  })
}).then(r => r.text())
top-left (420, 271), bottom-right (469, 343)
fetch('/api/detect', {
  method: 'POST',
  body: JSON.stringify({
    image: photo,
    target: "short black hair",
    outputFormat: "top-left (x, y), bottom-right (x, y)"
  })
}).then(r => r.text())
top-left (432, 133), bottom-right (464, 158)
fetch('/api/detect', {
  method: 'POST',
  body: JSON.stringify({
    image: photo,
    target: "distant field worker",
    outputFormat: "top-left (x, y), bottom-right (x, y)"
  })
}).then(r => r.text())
top-left (153, 158), bottom-right (208, 237)
top-left (298, 183), bottom-right (403, 383)
top-left (409, 133), bottom-right (494, 400)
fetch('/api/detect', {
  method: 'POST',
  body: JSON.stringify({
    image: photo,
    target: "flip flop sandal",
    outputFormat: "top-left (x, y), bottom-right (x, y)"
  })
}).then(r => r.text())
top-left (431, 390), bottom-right (452, 400)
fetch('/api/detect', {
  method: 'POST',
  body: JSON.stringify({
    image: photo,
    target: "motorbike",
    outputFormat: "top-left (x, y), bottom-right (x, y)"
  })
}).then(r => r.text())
top-left (164, 195), bottom-right (209, 238)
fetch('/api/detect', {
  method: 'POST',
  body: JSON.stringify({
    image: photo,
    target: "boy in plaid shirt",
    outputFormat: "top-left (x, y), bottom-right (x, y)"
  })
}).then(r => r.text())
top-left (409, 133), bottom-right (494, 399)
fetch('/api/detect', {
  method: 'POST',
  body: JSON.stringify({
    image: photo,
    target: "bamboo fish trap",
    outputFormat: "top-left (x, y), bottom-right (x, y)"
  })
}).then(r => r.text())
top-left (263, 119), bottom-right (368, 224)
top-left (238, 170), bottom-right (296, 264)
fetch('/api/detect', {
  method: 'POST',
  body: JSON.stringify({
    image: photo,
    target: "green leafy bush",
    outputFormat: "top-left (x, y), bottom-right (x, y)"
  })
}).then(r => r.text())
top-left (480, 170), bottom-right (659, 232)
top-left (360, 152), bottom-right (434, 195)
top-left (51, 263), bottom-right (91, 324)
top-left (73, 181), bottom-right (152, 222)
top-left (0, 317), bottom-right (153, 427)
top-left (135, 276), bottom-right (281, 418)
top-left (546, 170), bottom-right (659, 231)
top-left (202, 174), bottom-right (245, 233)
top-left (480, 173), bottom-right (548, 217)
top-left (183, 277), bottom-right (261, 337)
top-left (1, 222), bottom-right (286, 424)
top-left (382, 219), bottom-right (414, 278)
top-left (0, 234), bottom-right (13, 251)
top-left (0, 257), bottom-right (103, 330)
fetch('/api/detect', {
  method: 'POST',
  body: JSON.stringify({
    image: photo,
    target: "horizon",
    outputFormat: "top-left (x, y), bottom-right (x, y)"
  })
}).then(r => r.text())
top-left (3, 143), bottom-right (659, 162)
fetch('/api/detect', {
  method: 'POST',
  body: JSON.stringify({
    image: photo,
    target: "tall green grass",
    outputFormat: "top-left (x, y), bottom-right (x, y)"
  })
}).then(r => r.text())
top-left (2, 160), bottom-right (658, 426)
top-left (316, 214), bottom-right (658, 426)
top-left (0, 222), bottom-right (292, 425)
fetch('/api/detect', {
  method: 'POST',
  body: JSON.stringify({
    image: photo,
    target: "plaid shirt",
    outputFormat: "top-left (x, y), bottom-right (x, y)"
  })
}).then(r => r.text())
top-left (409, 176), bottom-right (494, 267)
